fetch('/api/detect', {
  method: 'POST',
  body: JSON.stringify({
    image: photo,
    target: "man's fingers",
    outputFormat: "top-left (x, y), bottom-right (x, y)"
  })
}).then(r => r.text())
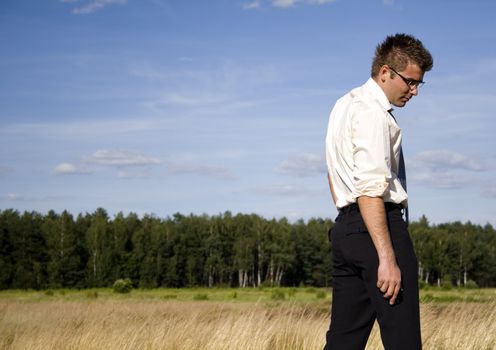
top-left (377, 279), bottom-right (401, 304)
top-left (384, 283), bottom-right (396, 298)
top-left (389, 284), bottom-right (401, 305)
top-left (377, 280), bottom-right (388, 293)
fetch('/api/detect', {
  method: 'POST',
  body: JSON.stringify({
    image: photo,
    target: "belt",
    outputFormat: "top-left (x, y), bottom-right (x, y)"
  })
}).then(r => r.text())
top-left (339, 202), bottom-right (404, 215)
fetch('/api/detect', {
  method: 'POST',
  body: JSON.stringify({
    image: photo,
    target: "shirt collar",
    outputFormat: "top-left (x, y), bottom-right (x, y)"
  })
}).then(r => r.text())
top-left (364, 77), bottom-right (392, 112)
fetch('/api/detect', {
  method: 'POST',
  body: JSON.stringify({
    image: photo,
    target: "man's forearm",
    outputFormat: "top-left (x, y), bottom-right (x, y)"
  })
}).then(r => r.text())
top-left (357, 196), bottom-right (395, 262)
top-left (357, 195), bottom-right (401, 305)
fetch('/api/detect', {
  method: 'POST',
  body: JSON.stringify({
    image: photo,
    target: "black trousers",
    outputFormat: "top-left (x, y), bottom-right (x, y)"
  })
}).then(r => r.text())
top-left (324, 204), bottom-right (421, 350)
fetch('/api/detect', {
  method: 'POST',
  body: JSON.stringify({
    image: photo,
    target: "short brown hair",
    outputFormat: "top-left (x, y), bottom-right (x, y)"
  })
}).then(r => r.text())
top-left (371, 33), bottom-right (433, 77)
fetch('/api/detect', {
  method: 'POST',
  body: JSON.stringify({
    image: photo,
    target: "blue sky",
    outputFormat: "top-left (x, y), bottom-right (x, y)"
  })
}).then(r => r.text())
top-left (1, 0), bottom-right (495, 225)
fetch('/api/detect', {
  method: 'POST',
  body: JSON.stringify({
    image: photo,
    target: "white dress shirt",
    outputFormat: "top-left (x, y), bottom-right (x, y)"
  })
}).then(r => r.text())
top-left (325, 78), bottom-right (408, 209)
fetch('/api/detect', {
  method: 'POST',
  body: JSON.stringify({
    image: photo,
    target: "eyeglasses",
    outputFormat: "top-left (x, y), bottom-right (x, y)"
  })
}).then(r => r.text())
top-left (388, 66), bottom-right (425, 89)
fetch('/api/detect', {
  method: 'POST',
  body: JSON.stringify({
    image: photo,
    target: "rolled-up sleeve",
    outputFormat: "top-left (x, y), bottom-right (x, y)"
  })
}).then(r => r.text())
top-left (351, 102), bottom-right (391, 198)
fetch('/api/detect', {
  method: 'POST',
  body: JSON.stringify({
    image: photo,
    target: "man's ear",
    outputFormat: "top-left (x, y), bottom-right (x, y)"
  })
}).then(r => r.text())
top-left (379, 65), bottom-right (390, 84)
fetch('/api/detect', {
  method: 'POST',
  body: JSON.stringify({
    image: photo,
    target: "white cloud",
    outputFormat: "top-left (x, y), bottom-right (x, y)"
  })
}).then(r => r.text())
top-left (2, 193), bottom-right (71, 203)
top-left (243, 0), bottom-right (261, 9)
top-left (253, 183), bottom-right (316, 196)
top-left (483, 184), bottom-right (496, 198)
top-left (162, 92), bottom-right (228, 107)
top-left (278, 152), bottom-right (326, 177)
top-left (272, 0), bottom-right (296, 8)
top-left (166, 163), bottom-right (236, 180)
top-left (410, 171), bottom-right (473, 190)
top-left (411, 150), bottom-right (492, 172)
top-left (1, 118), bottom-right (171, 140)
top-left (117, 170), bottom-right (151, 179)
top-left (271, 0), bottom-right (335, 8)
top-left (68, 0), bottom-right (127, 15)
top-left (5, 193), bottom-right (24, 201)
top-left (242, 0), bottom-right (335, 9)
top-left (83, 150), bottom-right (162, 167)
top-left (383, 0), bottom-right (394, 5)
top-left (53, 162), bottom-right (92, 175)
top-left (408, 150), bottom-right (496, 193)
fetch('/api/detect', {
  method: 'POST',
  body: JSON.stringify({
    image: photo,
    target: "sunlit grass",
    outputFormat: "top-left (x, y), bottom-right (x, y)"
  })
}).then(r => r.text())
top-left (1, 288), bottom-right (495, 349)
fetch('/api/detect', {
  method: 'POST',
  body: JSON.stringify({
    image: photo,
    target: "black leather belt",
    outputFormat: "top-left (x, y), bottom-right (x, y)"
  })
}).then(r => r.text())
top-left (339, 202), bottom-right (404, 215)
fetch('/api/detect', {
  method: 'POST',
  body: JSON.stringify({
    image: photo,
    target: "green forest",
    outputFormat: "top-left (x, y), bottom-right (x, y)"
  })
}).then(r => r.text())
top-left (1, 208), bottom-right (495, 290)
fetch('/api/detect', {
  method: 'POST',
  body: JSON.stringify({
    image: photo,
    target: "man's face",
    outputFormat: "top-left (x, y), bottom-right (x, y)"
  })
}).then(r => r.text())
top-left (383, 63), bottom-right (424, 108)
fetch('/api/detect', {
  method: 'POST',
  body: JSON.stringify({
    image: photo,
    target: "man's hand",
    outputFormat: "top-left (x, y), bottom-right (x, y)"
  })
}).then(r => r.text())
top-left (377, 259), bottom-right (402, 305)
top-left (357, 196), bottom-right (402, 305)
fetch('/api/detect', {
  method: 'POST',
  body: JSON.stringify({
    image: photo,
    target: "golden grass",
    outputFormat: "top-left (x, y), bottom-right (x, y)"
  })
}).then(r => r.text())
top-left (1, 292), bottom-right (496, 349)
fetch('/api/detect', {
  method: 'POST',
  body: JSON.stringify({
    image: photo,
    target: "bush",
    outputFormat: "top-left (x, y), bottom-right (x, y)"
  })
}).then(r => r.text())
top-left (441, 275), bottom-right (453, 290)
top-left (316, 290), bottom-right (327, 299)
top-left (86, 290), bottom-right (98, 299)
top-left (271, 289), bottom-right (286, 300)
top-left (161, 294), bottom-right (177, 300)
top-left (193, 293), bottom-right (209, 300)
top-left (113, 279), bottom-right (133, 294)
top-left (464, 280), bottom-right (478, 289)
top-left (418, 280), bottom-right (428, 290)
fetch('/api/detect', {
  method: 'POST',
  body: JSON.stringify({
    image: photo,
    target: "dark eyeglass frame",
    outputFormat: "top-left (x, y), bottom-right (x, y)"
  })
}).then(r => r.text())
top-left (388, 66), bottom-right (425, 89)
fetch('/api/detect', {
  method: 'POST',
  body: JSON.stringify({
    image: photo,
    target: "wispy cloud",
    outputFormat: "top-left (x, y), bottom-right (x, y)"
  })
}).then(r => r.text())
top-left (411, 150), bottom-right (492, 172)
top-left (252, 183), bottom-right (317, 196)
top-left (410, 171), bottom-right (473, 190)
top-left (272, 0), bottom-right (296, 7)
top-left (2, 193), bottom-right (71, 203)
top-left (83, 150), bottom-right (162, 167)
top-left (278, 152), bottom-right (326, 177)
top-left (409, 150), bottom-right (495, 193)
top-left (483, 183), bottom-right (496, 198)
top-left (165, 163), bottom-right (236, 180)
top-left (5, 193), bottom-right (24, 201)
top-left (242, 0), bottom-right (335, 9)
top-left (53, 163), bottom-right (92, 175)
top-left (117, 170), bottom-right (152, 179)
top-left (243, 0), bottom-right (261, 9)
top-left (272, 0), bottom-right (335, 8)
top-left (63, 0), bottom-right (127, 15)
top-left (1, 118), bottom-right (169, 140)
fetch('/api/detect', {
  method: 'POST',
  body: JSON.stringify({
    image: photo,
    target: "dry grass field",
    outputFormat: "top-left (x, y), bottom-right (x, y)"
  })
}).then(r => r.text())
top-left (1, 288), bottom-right (495, 350)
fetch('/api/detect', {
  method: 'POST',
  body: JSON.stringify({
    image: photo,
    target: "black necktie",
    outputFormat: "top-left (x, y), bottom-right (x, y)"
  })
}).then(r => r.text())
top-left (398, 147), bottom-right (409, 225)
top-left (388, 110), bottom-right (409, 225)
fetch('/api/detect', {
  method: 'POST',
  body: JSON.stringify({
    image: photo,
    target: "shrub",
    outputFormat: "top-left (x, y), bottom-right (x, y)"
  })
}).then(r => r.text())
top-left (86, 290), bottom-right (98, 299)
top-left (464, 280), bottom-right (478, 289)
top-left (161, 294), bottom-right (177, 300)
top-left (113, 278), bottom-right (133, 294)
top-left (193, 293), bottom-right (209, 300)
top-left (316, 290), bottom-right (327, 299)
top-left (418, 280), bottom-right (428, 290)
top-left (271, 289), bottom-right (286, 300)
top-left (44, 290), bottom-right (54, 296)
top-left (441, 276), bottom-right (453, 290)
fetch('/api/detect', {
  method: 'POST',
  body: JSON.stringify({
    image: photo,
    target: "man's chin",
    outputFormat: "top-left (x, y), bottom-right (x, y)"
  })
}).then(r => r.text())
top-left (392, 101), bottom-right (407, 108)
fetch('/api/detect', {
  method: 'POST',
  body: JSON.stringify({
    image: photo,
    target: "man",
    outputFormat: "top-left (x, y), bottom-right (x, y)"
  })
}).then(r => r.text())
top-left (324, 34), bottom-right (433, 350)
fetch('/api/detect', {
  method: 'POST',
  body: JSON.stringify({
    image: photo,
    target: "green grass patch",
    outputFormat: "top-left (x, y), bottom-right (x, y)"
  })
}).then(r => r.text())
top-left (1, 287), bottom-right (495, 305)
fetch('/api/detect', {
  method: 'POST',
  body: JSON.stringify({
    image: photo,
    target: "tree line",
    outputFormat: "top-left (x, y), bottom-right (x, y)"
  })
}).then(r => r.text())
top-left (0, 208), bottom-right (495, 290)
